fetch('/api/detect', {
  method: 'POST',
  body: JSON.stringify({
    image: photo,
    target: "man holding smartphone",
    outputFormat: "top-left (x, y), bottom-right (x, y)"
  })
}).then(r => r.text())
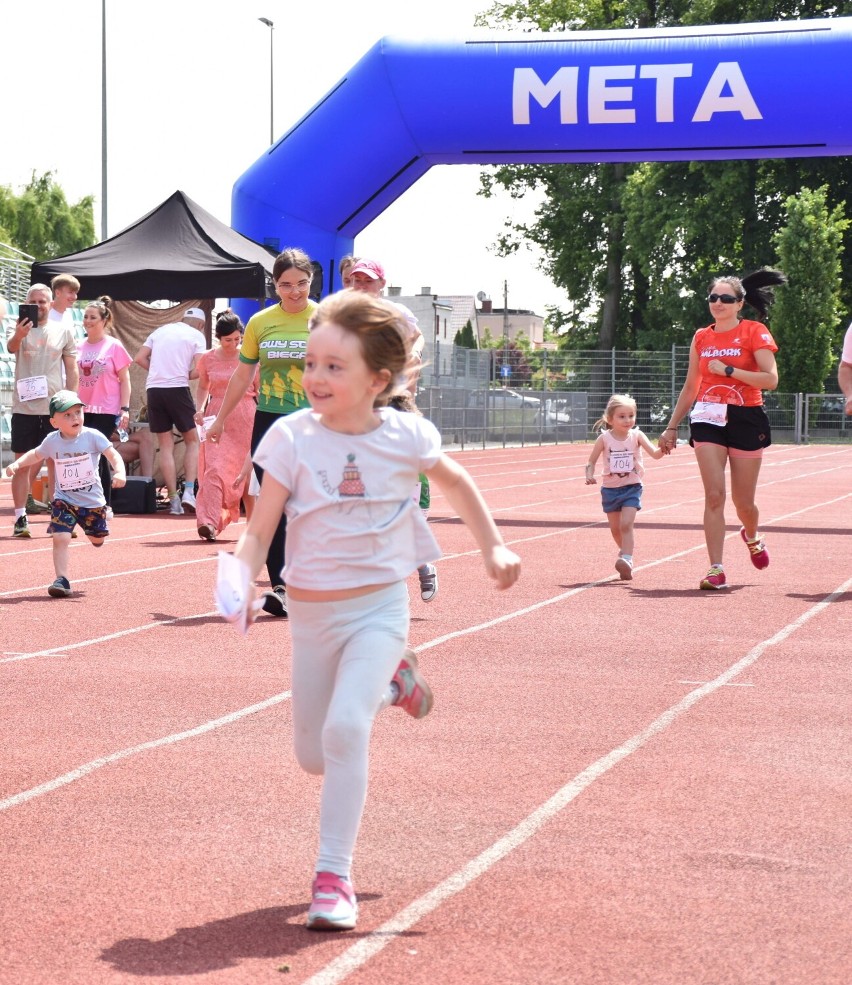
top-left (7, 283), bottom-right (79, 538)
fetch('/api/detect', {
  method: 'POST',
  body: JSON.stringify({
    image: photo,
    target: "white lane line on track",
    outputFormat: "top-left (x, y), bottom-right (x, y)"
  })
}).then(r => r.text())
top-left (0, 522), bottom-right (237, 559)
top-left (0, 610), bottom-right (218, 663)
top-left (2, 487), bottom-right (849, 806)
top-left (6, 487), bottom-right (847, 658)
top-left (4, 483), bottom-right (849, 662)
top-left (446, 445), bottom-right (850, 484)
top-left (302, 572), bottom-right (852, 985)
top-left (0, 690), bottom-right (292, 812)
top-left (0, 555), bottom-right (215, 600)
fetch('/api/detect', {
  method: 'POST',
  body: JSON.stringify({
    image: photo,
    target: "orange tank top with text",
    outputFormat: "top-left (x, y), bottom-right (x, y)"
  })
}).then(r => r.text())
top-left (693, 319), bottom-right (777, 407)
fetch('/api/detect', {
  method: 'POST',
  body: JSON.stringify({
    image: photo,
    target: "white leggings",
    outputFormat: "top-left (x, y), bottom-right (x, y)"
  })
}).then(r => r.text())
top-left (287, 581), bottom-right (410, 878)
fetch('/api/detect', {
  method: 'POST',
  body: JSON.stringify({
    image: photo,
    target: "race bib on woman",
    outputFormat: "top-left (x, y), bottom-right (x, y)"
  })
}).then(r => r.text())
top-left (690, 401), bottom-right (728, 427)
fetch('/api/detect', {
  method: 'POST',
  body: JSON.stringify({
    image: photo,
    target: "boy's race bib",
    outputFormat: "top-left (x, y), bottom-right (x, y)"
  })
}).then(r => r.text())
top-left (55, 453), bottom-right (96, 492)
top-left (690, 401), bottom-right (728, 427)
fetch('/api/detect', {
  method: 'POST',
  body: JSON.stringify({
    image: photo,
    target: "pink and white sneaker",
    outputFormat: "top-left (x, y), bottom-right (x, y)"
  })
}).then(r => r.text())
top-left (392, 648), bottom-right (434, 719)
top-left (740, 527), bottom-right (769, 569)
top-left (307, 872), bottom-right (357, 931)
top-left (700, 565), bottom-right (727, 590)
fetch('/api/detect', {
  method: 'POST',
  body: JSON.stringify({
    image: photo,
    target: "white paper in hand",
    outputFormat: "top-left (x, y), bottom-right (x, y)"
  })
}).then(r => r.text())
top-left (196, 415), bottom-right (217, 442)
top-left (215, 550), bottom-right (253, 635)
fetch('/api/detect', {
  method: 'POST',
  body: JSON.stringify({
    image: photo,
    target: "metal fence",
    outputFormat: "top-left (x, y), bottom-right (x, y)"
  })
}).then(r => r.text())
top-left (418, 343), bottom-right (849, 448)
top-left (416, 386), bottom-right (850, 448)
top-left (2, 339), bottom-right (850, 460)
top-left (1, 245), bottom-right (35, 305)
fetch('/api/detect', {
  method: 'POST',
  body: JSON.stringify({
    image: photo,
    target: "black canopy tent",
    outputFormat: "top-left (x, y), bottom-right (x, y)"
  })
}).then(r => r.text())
top-left (30, 190), bottom-right (276, 301)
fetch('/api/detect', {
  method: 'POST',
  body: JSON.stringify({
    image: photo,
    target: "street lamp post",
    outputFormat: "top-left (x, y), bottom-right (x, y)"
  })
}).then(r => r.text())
top-left (258, 17), bottom-right (274, 145)
top-left (502, 279), bottom-right (510, 380)
top-left (101, 0), bottom-right (108, 240)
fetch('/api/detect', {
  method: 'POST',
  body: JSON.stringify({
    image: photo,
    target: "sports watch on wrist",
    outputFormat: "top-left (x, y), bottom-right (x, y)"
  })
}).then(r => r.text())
top-left (724, 365), bottom-right (735, 377)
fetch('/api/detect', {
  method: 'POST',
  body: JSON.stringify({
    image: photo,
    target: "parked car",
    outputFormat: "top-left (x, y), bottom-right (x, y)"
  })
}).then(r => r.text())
top-left (463, 388), bottom-right (541, 439)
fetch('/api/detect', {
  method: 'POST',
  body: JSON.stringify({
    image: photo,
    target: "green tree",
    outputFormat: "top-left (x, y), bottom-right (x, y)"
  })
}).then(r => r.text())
top-left (454, 318), bottom-right (478, 348)
top-left (478, 332), bottom-right (535, 383)
top-left (771, 187), bottom-right (849, 393)
top-left (623, 159), bottom-right (779, 348)
top-left (0, 172), bottom-right (95, 260)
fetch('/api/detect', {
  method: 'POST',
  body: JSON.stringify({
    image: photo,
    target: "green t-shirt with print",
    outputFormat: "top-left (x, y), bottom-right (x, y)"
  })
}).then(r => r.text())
top-left (239, 300), bottom-right (317, 414)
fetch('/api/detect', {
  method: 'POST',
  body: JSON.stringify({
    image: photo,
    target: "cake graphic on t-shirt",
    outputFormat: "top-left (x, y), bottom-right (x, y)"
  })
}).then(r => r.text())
top-left (338, 453), bottom-right (366, 497)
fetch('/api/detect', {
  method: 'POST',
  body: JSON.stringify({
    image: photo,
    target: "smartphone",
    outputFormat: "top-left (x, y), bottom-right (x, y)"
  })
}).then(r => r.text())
top-left (18, 303), bottom-right (39, 326)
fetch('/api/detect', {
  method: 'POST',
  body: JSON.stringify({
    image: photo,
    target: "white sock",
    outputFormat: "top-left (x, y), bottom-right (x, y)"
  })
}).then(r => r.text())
top-left (620, 554), bottom-right (633, 563)
top-left (379, 682), bottom-right (399, 710)
top-left (14, 508), bottom-right (25, 519)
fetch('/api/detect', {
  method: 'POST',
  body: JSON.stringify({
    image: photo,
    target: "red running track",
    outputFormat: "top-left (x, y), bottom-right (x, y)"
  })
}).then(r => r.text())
top-left (1, 441), bottom-right (851, 984)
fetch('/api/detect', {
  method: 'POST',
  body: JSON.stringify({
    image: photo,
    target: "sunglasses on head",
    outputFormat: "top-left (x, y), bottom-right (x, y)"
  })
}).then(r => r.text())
top-left (707, 293), bottom-right (739, 304)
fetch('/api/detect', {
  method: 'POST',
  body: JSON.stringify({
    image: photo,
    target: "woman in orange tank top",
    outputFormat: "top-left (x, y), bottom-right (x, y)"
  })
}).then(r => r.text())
top-left (658, 268), bottom-right (786, 591)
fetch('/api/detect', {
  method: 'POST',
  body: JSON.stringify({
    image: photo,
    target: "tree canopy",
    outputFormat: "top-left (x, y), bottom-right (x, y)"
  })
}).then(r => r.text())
top-left (0, 172), bottom-right (95, 260)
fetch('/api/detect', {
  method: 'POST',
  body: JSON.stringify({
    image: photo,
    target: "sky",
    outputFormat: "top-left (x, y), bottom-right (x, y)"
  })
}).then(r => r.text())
top-left (3, 0), bottom-right (563, 314)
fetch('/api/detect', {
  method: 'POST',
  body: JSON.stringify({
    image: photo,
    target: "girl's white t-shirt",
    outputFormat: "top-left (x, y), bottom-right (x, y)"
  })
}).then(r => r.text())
top-left (253, 407), bottom-right (442, 590)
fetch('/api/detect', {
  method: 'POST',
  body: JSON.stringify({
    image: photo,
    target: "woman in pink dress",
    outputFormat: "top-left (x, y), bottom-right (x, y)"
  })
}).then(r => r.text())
top-left (193, 310), bottom-right (258, 541)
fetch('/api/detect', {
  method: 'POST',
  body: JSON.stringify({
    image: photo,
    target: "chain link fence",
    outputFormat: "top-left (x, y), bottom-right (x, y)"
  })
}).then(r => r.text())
top-left (418, 344), bottom-right (849, 448)
top-left (1, 245), bottom-right (35, 304)
top-left (2, 336), bottom-right (850, 458)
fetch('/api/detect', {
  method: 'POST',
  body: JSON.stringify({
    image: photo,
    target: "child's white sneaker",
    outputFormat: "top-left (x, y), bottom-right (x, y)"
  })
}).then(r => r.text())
top-left (615, 556), bottom-right (633, 580)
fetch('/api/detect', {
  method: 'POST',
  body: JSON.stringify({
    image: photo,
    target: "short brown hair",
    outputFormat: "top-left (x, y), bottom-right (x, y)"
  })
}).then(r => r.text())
top-left (309, 292), bottom-right (409, 402)
top-left (51, 273), bottom-right (81, 293)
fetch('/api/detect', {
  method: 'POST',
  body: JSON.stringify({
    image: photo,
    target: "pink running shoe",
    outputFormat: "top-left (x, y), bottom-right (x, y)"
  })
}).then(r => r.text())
top-left (392, 648), bottom-right (434, 719)
top-left (307, 872), bottom-right (357, 931)
top-left (740, 527), bottom-right (769, 569)
top-left (700, 565), bottom-right (727, 590)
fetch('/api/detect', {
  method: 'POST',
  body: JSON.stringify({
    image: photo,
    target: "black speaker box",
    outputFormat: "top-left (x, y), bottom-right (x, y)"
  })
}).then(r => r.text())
top-left (111, 476), bottom-right (157, 514)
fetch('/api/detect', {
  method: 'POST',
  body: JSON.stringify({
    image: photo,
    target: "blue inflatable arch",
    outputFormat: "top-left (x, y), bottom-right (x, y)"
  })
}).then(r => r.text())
top-left (232, 17), bottom-right (852, 297)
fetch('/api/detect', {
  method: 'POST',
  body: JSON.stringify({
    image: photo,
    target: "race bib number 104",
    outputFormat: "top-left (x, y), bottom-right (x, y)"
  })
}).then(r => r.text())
top-left (609, 449), bottom-right (634, 473)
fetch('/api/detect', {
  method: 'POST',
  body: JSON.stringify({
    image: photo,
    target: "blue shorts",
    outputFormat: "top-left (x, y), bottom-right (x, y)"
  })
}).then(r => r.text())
top-left (601, 483), bottom-right (642, 513)
top-left (48, 499), bottom-right (110, 538)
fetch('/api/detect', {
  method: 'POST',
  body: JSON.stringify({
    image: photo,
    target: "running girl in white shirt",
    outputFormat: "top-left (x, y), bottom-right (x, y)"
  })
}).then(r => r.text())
top-left (217, 291), bottom-right (520, 932)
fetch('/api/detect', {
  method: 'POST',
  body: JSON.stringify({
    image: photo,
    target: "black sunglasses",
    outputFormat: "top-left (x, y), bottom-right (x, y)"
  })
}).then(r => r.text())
top-left (707, 293), bottom-right (739, 304)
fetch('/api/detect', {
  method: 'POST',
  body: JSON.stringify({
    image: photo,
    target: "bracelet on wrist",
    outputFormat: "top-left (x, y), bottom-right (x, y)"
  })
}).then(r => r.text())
top-left (664, 427), bottom-right (677, 433)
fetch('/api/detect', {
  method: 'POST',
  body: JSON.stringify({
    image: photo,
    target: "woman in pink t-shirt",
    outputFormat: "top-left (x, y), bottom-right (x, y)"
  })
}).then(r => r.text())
top-left (658, 269), bottom-right (786, 591)
top-left (77, 297), bottom-right (133, 509)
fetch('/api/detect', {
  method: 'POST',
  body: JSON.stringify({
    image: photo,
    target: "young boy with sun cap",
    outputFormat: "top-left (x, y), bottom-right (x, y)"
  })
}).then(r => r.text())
top-left (4, 390), bottom-right (126, 597)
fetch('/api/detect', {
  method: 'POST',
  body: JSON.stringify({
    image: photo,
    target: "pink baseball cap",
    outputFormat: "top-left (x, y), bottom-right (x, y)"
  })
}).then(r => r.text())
top-left (349, 259), bottom-right (385, 281)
